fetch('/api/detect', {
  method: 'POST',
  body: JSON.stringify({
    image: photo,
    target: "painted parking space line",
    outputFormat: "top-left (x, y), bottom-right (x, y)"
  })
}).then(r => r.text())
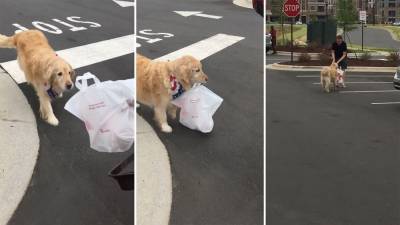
top-left (371, 101), bottom-right (400, 105)
top-left (340, 90), bottom-right (399, 93)
top-left (156, 33), bottom-right (244, 61)
top-left (1, 34), bottom-right (134, 84)
top-left (297, 75), bottom-right (394, 78)
top-left (312, 81), bottom-right (392, 85)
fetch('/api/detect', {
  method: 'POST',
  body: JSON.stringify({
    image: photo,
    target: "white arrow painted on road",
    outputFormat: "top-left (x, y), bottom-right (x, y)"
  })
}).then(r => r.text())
top-left (1, 34), bottom-right (134, 84)
top-left (113, 0), bottom-right (135, 7)
top-left (174, 11), bottom-right (222, 19)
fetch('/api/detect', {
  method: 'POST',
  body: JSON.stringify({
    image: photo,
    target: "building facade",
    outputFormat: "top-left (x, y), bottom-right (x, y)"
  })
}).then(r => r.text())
top-left (267, 0), bottom-right (400, 24)
top-left (375, 0), bottom-right (400, 23)
top-left (300, 0), bottom-right (336, 23)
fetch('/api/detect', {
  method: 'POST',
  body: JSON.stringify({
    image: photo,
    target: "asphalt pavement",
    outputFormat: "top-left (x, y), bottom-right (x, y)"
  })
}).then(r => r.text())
top-left (0, 1), bottom-right (134, 225)
top-left (347, 26), bottom-right (400, 50)
top-left (137, 0), bottom-right (264, 225)
top-left (266, 54), bottom-right (400, 225)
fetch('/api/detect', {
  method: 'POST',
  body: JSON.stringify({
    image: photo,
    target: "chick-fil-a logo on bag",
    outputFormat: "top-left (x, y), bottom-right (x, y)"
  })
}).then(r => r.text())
top-left (88, 101), bottom-right (106, 110)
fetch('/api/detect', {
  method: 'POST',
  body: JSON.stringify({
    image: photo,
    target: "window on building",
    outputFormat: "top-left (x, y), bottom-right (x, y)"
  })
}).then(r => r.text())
top-left (389, 2), bottom-right (396, 7)
top-left (388, 10), bottom-right (396, 17)
top-left (317, 6), bottom-right (325, 12)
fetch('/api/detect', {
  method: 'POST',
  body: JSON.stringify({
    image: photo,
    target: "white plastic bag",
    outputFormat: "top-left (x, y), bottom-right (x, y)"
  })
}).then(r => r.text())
top-left (171, 85), bottom-right (223, 133)
top-left (337, 69), bottom-right (344, 86)
top-left (65, 72), bottom-right (135, 153)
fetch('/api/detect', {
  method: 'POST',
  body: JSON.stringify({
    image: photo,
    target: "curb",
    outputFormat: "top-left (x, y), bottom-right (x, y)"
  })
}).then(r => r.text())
top-left (266, 63), bottom-right (397, 73)
top-left (137, 115), bottom-right (172, 225)
top-left (233, 0), bottom-right (252, 8)
top-left (0, 69), bottom-right (39, 225)
top-left (275, 51), bottom-right (390, 58)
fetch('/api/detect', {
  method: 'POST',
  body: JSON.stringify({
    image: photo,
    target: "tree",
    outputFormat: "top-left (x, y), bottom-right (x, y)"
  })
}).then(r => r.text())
top-left (336, 0), bottom-right (358, 27)
top-left (270, 0), bottom-right (284, 17)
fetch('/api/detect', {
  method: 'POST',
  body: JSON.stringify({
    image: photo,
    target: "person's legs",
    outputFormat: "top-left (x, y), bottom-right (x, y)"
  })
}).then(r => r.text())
top-left (272, 39), bottom-right (277, 54)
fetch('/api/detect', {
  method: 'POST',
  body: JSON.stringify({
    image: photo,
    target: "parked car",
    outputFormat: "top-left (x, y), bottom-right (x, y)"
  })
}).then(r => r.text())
top-left (393, 21), bottom-right (400, 26)
top-left (295, 21), bottom-right (302, 25)
top-left (252, 0), bottom-right (263, 16)
top-left (266, 33), bottom-right (272, 53)
top-left (393, 66), bottom-right (400, 89)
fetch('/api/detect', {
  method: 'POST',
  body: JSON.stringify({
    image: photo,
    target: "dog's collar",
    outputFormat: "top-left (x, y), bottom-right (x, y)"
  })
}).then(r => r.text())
top-left (44, 83), bottom-right (58, 100)
top-left (170, 75), bottom-right (185, 99)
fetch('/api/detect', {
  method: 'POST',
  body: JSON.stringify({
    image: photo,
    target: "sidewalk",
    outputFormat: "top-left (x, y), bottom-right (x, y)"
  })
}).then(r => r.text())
top-left (136, 115), bottom-right (172, 225)
top-left (0, 69), bottom-right (39, 225)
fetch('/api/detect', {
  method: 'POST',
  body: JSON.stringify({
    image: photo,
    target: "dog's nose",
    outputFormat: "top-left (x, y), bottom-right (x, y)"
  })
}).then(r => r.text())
top-left (66, 84), bottom-right (73, 90)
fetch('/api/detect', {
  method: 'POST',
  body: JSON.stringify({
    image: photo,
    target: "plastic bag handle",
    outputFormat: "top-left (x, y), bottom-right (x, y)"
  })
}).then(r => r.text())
top-left (75, 72), bottom-right (101, 90)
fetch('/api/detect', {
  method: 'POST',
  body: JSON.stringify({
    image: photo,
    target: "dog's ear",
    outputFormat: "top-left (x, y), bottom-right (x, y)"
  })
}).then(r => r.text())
top-left (178, 64), bottom-right (191, 85)
top-left (68, 64), bottom-right (76, 79)
top-left (48, 71), bottom-right (57, 86)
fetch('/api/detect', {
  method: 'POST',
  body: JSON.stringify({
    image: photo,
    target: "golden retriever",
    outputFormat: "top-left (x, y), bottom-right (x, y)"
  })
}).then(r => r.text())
top-left (0, 30), bottom-right (75, 126)
top-left (320, 63), bottom-right (338, 93)
top-left (137, 53), bottom-right (208, 133)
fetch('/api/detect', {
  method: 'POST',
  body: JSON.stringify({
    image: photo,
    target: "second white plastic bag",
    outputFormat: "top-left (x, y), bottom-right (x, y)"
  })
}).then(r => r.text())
top-left (171, 85), bottom-right (223, 133)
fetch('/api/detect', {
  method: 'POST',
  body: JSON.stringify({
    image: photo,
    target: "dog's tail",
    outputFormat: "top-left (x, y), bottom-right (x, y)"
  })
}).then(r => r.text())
top-left (0, 34), bottom-right (15, 48)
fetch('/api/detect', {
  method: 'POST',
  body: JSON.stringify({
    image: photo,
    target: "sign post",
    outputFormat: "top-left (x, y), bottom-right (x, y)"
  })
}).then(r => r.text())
top-left (359, 10), bottom-right (367, 51)
top-left (283, 0), bottom-right (300, 62)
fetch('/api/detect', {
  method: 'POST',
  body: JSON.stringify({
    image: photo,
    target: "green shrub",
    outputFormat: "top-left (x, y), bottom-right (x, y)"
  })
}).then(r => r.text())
top-left (360, 52), bottom-right (372, 60)
top-left (318, 53), bottom-right (331, 62)
top-left (386, 51), bottom-right (400, 62)
top-left (298, 53), bottom-right (312, 62)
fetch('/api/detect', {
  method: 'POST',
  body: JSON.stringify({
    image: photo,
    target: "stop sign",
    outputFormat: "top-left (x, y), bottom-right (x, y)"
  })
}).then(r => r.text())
top-left (283, 0), bottom-right (300, 17)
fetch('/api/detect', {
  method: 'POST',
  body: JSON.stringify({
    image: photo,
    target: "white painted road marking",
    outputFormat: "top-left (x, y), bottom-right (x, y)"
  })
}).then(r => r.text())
top-left (13, 16), bottom-right (101, 34)
top-left (1, 34), bottom-right (134, 84)
top-left (297, 75), bottom-right (394, 78)
top-left (312, 81), bottom-right (392, 85)
top-left (156, 33), bottom-right (244, 61)
top-left (371, 102), bottom-right (400, 105)
top-left (113, 0), bottom-right (135, 7)
top-left (174, 11), bottom-right (222, 19)
top-left (340, 90), bottom-right (399, 93)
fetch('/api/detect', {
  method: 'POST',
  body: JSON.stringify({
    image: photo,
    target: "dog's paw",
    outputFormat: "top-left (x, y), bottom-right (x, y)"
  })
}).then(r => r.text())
top-left (161, 123), bottom-right (172, 133)
top-left (46, 115), bottom-right (59, 126)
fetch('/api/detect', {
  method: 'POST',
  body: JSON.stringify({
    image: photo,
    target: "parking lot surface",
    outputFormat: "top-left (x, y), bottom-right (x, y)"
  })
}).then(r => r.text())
top-left (267, 55), bottom-right (400, 225)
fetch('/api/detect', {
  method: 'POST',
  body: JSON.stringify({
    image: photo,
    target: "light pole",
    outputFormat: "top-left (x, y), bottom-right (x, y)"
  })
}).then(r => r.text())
top-left (325, 0), bottom-right (329, 21)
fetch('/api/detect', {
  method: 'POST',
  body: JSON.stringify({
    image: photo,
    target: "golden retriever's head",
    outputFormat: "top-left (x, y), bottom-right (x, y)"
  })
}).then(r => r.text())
top-left (47, 58), bottom-right (75, 97)
top-left (173, 56), bottom-right (208, 86)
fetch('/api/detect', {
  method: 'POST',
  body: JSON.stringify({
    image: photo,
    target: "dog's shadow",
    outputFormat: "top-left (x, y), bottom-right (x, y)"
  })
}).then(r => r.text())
top-left (136, 104), bottom-right (211, 139)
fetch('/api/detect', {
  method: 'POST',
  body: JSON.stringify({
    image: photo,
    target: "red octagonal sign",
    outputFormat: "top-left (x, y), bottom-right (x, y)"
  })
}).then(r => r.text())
top-left (283, 0), bottom-right (300, 17)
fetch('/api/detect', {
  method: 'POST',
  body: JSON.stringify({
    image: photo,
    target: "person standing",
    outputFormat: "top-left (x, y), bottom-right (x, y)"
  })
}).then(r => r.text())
top-left (270, 26), bottom-right (277, 54)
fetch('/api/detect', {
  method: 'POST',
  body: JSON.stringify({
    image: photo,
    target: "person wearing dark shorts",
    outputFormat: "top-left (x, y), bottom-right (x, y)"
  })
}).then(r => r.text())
top-left (270, 26), bottom-right (277, 54)
top-left (331, 35), bottom-right (347, 87)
